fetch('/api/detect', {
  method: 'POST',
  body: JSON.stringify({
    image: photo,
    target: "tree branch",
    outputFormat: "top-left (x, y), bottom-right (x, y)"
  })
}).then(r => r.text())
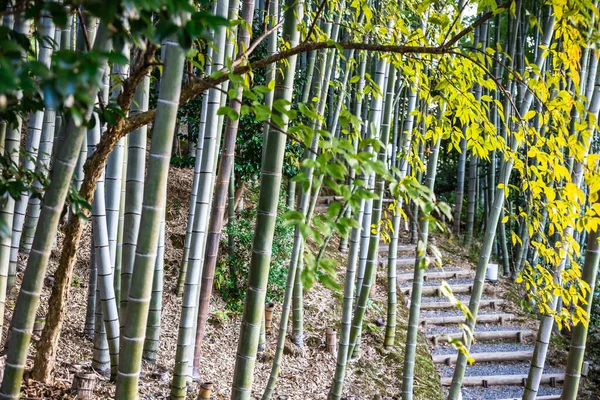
top-left (441, 0), bottom-right (514, 50)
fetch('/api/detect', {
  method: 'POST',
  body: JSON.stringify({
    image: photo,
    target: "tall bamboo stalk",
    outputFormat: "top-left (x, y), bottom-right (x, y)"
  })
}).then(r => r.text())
top-left (120, 75), bottom-right (150, 317)
top-left (523, 39), bottom-right (600, 400)
top-left (346, 55), bottom-right (388, 359)
top-left (402, 105), bottom-right (444, 400)
top-left (114, 135), bottom-right (127, 306)
top-left (328, 196), bottom-right (365, 399)
top-left (230, 0), bottom-right (303, 396)
top-left (21, 25), bottom-right (63, 248)
top-left (448, 15), bottom-right (555, 398)
top-left (88, 115), bottom-right (121, 379)
top-left (176, 44), bottom-right (213, 297)
top-left (170, 2), bottom-right (229, 393)
top-left (561, 204), bottom-right (599, 400)
top-left (191, 0), bottom-right (255, 378)
top-left (1, 22), bottom-right (112, 395)
top-left (10, 10), bottom-right (55, 270)
top-left (115, 17), bottom-right (188, 397)
top-left (0, 14), bottom-right (29, 327)
top-left (143, 215), bottom-right (165, 363)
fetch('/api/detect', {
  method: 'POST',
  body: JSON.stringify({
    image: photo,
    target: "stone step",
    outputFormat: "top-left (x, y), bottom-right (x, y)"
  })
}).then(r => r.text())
top-left (426, 329), bottom-right (535, 345)
top-left (400, 283), bottom-right (497, 297)
top-left (441, 373), bottom-right (565, 387)
top-left (380, 257), bottom-right (425, 267)
top-left (397, 269), bottom-right (473, 282)
top-left (433, 350), bottom-right (533, 365)
top-left (378, 243), bottom-right (414, 253)
top-left (420, 312), bottom-right (515, 326)
top-left (498, 396), bottom-right (560, 400)
top-left (408, 298), bottom-right (505, 311)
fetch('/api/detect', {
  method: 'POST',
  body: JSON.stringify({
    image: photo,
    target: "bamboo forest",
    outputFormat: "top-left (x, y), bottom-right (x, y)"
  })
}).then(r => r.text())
top-left (2, 0), bottom-right (600, 399)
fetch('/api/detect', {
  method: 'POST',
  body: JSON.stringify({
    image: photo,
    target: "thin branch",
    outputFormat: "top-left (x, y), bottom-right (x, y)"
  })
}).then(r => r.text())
top-left (303, 0), bottom-right (328, 44)
top-left (441, 0), bottom-right (472, 46)
top-left (262, 0), bottom-right (272, 34)
top-left (77, 7), bottom-right (107, 115)
top-left (442, 0), bottom-right (514, 50)
top-left (238, 19), bottom-right (284, 68)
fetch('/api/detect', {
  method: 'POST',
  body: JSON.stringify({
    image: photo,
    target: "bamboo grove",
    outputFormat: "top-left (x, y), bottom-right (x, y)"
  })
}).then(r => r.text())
top-left (0, 0), bottom-right (599, 399)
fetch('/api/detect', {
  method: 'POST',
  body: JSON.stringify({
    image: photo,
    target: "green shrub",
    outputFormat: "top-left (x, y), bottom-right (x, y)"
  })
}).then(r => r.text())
top-left (217, 187), bottom-right (294, 312)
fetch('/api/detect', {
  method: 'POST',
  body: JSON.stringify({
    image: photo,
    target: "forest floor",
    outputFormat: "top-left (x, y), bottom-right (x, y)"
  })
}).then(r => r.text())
top-left (3, 164), bottom-right (588, 399)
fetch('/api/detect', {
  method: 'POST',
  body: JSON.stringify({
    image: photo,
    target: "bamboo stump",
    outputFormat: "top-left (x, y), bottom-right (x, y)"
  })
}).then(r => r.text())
top-left (198, 382), bottom-right (213, 399)
top-left (326, 328), bottom-right (337, 355)
top-left (265, 303), bottom-right (275, 333)
top-left (71, 372), bottom-right (96, 399)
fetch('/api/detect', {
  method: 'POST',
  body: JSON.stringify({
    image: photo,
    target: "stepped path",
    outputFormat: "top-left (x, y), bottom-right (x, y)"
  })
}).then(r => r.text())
top-left (379, 240), bottom-right (564, 400)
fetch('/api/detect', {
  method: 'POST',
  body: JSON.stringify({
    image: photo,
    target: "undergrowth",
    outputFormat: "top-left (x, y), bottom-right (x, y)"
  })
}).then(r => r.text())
top-left (216, 187), bottom-right (294, 312)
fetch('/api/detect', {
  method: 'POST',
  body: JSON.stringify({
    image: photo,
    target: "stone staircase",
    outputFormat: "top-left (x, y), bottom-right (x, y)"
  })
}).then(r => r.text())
top-left (379, 241), bottom-right (564, 400)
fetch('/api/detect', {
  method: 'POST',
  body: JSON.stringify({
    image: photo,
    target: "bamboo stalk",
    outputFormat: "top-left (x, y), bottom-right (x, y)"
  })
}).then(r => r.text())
top-left (231, 0), bottom-right (304, 397)
top-left (115, 15), bottom-right (188, 397)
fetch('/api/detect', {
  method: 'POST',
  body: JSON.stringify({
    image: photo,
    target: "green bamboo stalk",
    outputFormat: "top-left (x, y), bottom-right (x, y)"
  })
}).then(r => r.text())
top-left (106, 47), bottom-right (130, 274)
top-left (301, 50), bottom-right (317, 103)
top-left (14, 12), bottom-right (55, 260)
top-left (230, 0), bottom-right (303, 396)
top-left (261, 0), bottom-right (279, 163)
top-left (328, 196), bottom-right (365, 399)
top-left (115, 135), bottom-right (127, 307)
top-left (10, 9), bottom-right (55, 268)
top-left (0, 23), bottom-right (112, 400)
top-left (88, 114), bottom-right (121, 378)
top-left (464, 154), bottom-right (478, 244)
top-left (115, 17), bottom-right (188, 397)
top-left (561, 217), bottom-right (600, 399)
top-left (401, 105), bottom-right (444, 400)
top-left (85, 234), bottom-right (96, 337)
top-left (174, 0), bottom-right (217, 297)
top-left (0, 14), bottom-right (29, 320)
top-left (524, 34), bottom-right (599, 400)
top-left (291, 11), bottom-right (342, 347)
top-left (448, 15), bottom-right (555, 398)
top-left (191, 0), bottom-right (255, 379)
top-left (383, 70), bottom-right (402, 350)
top-left (346, 55), bottom-right (388, 359)
top-left (170, 1), bottom-right (229, 393)
top-left (120, 74), bottom-right (150, 317)
top-left (143, 214), bottom-right (165, 363)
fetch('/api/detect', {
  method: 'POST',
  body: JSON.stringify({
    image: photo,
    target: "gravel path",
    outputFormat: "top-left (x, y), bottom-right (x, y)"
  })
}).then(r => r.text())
top-left (400, 278), bottom-right (475, 288)
top-left (397, 265), bottom-right (464, 273)
top-left (421, 295), bottom-right (496, 304)
top-left (432, 343), bottom-right (533, 355)
top-left (425, 325), bottom-right (527, 335)
top-left (455, 385), bottom-right (562, 400)
top-left (438, 361), bottom-right (563, 377)
top-left (422, 310), bottom-right (507, 318)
